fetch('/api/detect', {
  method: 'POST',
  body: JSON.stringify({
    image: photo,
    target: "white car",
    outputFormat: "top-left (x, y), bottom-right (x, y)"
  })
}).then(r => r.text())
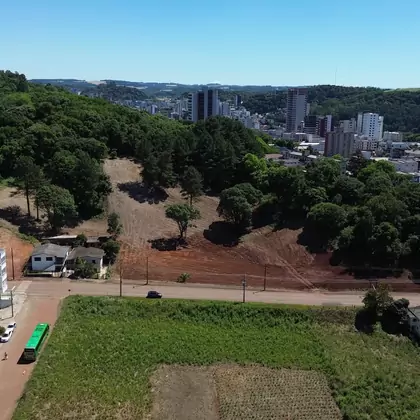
top-left (0, 329), bottom-right (13, 343)
top-left (6, 322), bottom-right (16, 331)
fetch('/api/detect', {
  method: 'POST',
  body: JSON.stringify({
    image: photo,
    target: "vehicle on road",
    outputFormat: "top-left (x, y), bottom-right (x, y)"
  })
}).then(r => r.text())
top-left (1, 330), bottom-right (13, 343)
top-left (6, 322), bottom-right (17, 331)
top-left (146, 290), bottom-right (162, 299)
top-left (23, 323), bottom-right (50, 361)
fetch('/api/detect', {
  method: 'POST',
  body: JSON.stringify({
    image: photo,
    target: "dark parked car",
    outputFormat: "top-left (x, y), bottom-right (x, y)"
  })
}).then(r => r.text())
top-left (146, 291), bottom-right (162, 299)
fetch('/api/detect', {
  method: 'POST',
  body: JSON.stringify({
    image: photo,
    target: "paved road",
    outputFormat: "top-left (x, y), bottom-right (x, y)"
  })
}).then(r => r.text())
top-left (2, 278), bottom-right (420, 420)
top-left (13, 279), bottom-right (420, 307)
top-left (0, 297), bottom-right (60, 420)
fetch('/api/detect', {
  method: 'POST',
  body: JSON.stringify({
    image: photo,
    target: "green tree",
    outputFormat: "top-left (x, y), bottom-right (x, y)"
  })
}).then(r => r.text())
top-left (165, 204), bottom-right (201, 240)
top-left (362, 283), bottom-right (393, 317)
top-left (306, 158), bottom-right (341, 189)
top-left (239, 153), bottom-right (268, 190)
top-left (74, 258), bottom-right (98, 279)
top-left (35, 184), bottom-right (77, 232)
top-left (369, 222), bottom-right (402, 267)
top-left (141, 154), bottom-right (160, 188)
top-left (366, 193), bottom-right (409, 228)
top-left (101, 239), bottom-right (121, 264)
top-left (233, 183), bottom-right (263, 206)
top-left (331, 176), bottom-right (364, 205)
top-left (347, 151), bottom-right (369, 176)
top-left (217, 187), bottom-right (253, 231)
top-left (107, 212), bottom-right (123, 238)
top-left (267, 165), bottom-right (307, 218)
top-left (14, 156), bottom-right (45, 217)
top-left (180, 166), bottom-right (203, 206)
top-left (74, 233), bottom-right (87, 247)
top-left (358, 160), bottom-right (396, 184)
top-left (305, 203), bottom-right (347, 248)
top-left (300, 187), bottom-right (328, 211)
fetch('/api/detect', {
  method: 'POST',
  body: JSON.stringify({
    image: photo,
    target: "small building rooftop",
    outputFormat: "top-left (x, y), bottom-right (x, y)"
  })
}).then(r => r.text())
top-left (68, 247), bottom-right (105, 260)
top-left (32, 243), bottom-right (70, 258)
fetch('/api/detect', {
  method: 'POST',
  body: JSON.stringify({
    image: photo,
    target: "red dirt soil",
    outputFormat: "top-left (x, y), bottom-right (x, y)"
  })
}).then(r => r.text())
top-left (118, 227), bottom-right (420, 292)
top-left (0, 228), bottom-right (33, 280)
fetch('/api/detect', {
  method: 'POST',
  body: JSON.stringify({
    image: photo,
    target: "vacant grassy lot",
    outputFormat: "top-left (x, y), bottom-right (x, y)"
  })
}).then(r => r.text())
top-left (13, 297), bottom-right (420, 420)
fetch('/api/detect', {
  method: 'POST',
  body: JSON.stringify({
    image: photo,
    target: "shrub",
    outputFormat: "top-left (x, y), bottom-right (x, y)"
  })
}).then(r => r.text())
top-left (177, 272), bottom-right (190, 283)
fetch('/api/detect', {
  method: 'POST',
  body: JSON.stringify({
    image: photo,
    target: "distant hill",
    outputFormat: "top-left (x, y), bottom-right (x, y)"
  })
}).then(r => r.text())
top-left (242, 85), bottom-right (420, 134)
top-left (30, 79), bottom-right (97, 90)
top-left (81, 82), bottom-right (148, 101)
top-left (31, 78), bottom-right (288, 97)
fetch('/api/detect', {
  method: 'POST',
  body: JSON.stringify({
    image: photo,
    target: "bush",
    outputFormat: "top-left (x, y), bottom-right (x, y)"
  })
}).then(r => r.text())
top-left (101, 239), bottom-right (120, 264)
top-left (73, 258), bottom-right (98, 279)
top-left (0, 326), bottom-right (5, 335)
top-left (177, 272), bottom-right (190, 283)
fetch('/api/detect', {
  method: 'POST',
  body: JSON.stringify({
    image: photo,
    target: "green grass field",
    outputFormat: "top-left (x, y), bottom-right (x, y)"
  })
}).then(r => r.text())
top-left (13, 296), bottom-right (420, 420)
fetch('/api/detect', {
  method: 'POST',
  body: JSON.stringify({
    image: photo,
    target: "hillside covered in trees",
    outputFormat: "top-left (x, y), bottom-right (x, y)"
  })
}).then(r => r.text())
top-left (242, 85), bottom-right (420, 134)
top-left (81, 81), bottom-right (148, 101)
top-left (0, 70), bottom-right (268, 231)
top-left (2, 70), bottom-right (420, 276)
top-left (215, 154), bottom-right (420, 276)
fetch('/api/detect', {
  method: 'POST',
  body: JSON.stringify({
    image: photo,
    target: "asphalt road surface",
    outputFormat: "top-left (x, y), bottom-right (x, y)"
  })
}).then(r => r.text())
top-left (16, 279), bottom-right (420, 307)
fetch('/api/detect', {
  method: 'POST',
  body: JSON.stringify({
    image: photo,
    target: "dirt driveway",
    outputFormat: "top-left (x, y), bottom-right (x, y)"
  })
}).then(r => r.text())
top-left (0, 297), bottom-right (61, 420)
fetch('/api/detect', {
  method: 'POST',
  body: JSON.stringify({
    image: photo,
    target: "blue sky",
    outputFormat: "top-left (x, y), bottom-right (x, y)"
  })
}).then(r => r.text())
top-left (1, 0), bottom-right (419, 87)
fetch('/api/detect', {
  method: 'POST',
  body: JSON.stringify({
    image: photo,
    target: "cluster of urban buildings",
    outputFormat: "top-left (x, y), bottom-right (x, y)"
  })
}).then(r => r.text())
top-left (268, 88), bottom-right (420, 182)
top-left (185, 87), bottom-right (260, 129)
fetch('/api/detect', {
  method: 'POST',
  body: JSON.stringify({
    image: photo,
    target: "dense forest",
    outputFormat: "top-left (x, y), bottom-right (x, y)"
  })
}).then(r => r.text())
top-left (217, 153), bottom-right (420, 275)
top-left (81, 82), bottom-right (148, 101)
top-left (242, 85), bottom-right (420, 134)
top-left (0, 70), bottom-right (268, 230)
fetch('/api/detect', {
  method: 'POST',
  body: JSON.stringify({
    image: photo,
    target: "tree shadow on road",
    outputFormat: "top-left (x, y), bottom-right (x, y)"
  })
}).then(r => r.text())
top-left (117, 182), bottom-right (168, 205)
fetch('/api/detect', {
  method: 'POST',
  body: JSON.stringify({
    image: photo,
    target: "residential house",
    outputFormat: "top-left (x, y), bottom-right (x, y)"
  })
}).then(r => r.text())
top-left (66, 247), bottom-right (105, 272)
top-left (31, 244), bottom-right (70, 273)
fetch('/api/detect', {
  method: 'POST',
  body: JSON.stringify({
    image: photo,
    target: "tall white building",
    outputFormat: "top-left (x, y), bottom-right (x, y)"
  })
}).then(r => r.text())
top-left (188, 87), bottom-right (219, 122)
top-left (0, 249), bottom-right (7, 293)
top-left (286, 88), bottom-right (308, 133)
top-left (357, 112), bottom-right (384, 141)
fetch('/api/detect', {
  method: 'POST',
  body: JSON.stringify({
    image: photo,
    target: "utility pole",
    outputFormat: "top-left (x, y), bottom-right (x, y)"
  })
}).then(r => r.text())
top-left (11, 248), bottom-right (15, 280)
top-left (10, 286), bottom-right (15, 318)
top-left (242, 274), bottom-right (247, 303)
top-left (146, 256), bottom-right (149, 285)
top-left (263, 265), bottom-right (267, 291)
top-left (119, 263), bottom-right (123, 297)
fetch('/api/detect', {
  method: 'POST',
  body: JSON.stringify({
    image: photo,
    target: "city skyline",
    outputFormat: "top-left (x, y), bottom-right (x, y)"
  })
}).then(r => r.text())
top-left (1, 0), bottom-right (420, 88)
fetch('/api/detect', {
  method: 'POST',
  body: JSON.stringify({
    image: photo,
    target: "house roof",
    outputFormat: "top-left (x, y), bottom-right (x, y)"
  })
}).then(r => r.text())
top-left (68, 246), bottom-right (105, 260)
top-left (32, 243), bottom-right (70, 258)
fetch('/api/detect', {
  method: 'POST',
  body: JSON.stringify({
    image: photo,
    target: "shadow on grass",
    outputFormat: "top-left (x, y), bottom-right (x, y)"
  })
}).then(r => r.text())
top-left (117, 182), bottom-right (168, 205)
top-left (203, 221), bottom-right (241, 247)
top-left (0, 205), bottom-right (44, 237)
top-left (148, 237), bottom-right (186, 251)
